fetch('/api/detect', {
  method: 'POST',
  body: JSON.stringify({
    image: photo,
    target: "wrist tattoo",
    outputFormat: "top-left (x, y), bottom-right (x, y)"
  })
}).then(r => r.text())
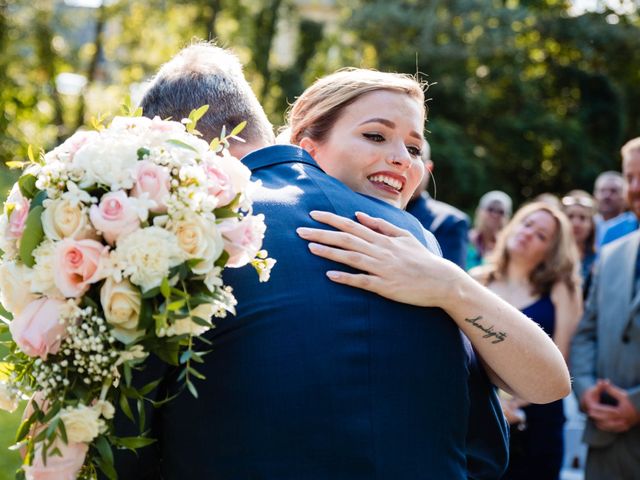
top-left (464, 316), bottom-right (507, 344)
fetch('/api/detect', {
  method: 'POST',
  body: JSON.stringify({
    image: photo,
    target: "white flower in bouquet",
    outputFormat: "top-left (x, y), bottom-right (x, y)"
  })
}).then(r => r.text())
top-left (44, 130), bottom-right (99, 166)
top-left (169, 210), bottom-right (224, 275)
top-left (59, 404), bottom-right (105, 443)
top-left (30, 240), bottom-right (65, 298)
top-left (72, 133), bottom-right (139, 190)
top-left (0, 260), bottom-right (37, 315)
top-left (0, 381), bottom-right (19, 413)
top-left (100, 278), bottom-right (143, 344)
top-left (0, 185), bottom-right (31, 258)
top-left (114, 226), bottom-right (185, 292)
top-left (166, 303), bottom-right (217, 337)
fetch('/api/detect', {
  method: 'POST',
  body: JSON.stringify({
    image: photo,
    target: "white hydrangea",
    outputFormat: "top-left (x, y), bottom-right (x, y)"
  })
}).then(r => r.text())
top-left (113, 226), bottom-right (185, 292)
top-left (30, 240), bottom-right (64, 298)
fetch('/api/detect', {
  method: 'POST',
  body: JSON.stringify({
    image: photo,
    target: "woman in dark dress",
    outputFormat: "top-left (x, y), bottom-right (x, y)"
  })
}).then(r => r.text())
top-left (470, 201), bottom-right (583, 480)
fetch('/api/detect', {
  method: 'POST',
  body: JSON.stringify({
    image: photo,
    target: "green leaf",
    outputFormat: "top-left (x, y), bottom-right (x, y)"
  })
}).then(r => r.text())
top-left (95, 456), bottom-right (118, 480)
top-left (213, 208), bottom-right (240, 219)
top-left (137, 399), bottom-right (146, 433)
top-left (179, 350), bottom-right (191, 364)
top-left (165, 139), bottom-right (198, 152)
top-left (138, 300), bottom-right (154, 330)
top-left (214, 250), bottom-right (230, 268)
top-left (153, 342), bottom-right (180, 366)
top-left (229, 121), bottom-right (247, 138)
top-left (186, 105), bottom-right (210, 134)
top-left (124, 363), bottom-right (132, 387)
top-left (160, 277), bottom-right (171, 299)
top-left (137, 147), bottom-right (150, 160)
top-left (187, 367), bottom-right (205, 380)
top-left (0, 302), bottom-right (13, 321)
top-left (18, 174), bottom-right (38, 199)
top-left (166, 299), bottom-right (186, 312)
top-left (95, 435), bottom-right (114, 466)
top-left (141, 286), bottom-right (161, 299)
top-left (27, 145), bottom-right (35, 163)
top-left (139, 378), bottom-right (162, 396)
top-left (190, 316), bottom-right (212, 328)
top-left (19, 205), bottom-right (45, 267)
top-left (5, 161), bottom-right (26, 170)
top-left (209, 137), bottom-right (221, 152)
top-left (186, 379), bottom-right (199, 398)
top-left (30, 190), bottom-right (47, 210)
top-left (114, 436), bottom-right (157, 449)
top-left (119, 392), bottom-right (134, 423)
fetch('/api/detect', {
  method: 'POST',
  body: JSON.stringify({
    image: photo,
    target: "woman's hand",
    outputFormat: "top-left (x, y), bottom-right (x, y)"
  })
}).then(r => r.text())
top-left (296, 210), bottom-right (463, 309)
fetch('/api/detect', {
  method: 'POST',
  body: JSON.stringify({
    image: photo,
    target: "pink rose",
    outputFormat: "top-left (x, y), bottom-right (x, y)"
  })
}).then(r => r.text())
top-left (23, 437), bottom-right (88, 480)
top-left (204, 161), bottom-right (236, 207)
top-left (89, 191), bottom-right (141, 244)
top-left (130, 161), bottom-right (171, 213)
top-left (54, 238), bottom-right (108, 298)
top-left (9, 298), bottom-right (67, 359)
top-left (219, 215), bottom-right (266, 268)
top-left (6, 186), bottom-right (31, 240)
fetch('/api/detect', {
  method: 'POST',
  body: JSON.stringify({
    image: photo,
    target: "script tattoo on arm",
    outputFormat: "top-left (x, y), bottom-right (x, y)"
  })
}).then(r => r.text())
top-left (464, 316), bottom-right (507, 344)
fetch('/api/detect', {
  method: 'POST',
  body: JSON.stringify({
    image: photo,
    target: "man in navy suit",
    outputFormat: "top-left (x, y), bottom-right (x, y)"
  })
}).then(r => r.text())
top-left (113, 43), bottom-right (508, 480)
top-left (407, 141), bottom-right (470, 268)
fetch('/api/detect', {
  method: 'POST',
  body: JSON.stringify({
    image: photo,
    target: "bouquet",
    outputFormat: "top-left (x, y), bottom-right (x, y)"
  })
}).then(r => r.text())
top-left (0, 110), bottom-right (274, 479)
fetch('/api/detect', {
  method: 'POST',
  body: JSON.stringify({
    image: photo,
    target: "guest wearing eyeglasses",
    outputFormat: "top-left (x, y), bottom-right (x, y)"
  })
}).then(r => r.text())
top-left (561, 190), bottom-right (597, 299)
top-left (466, 190), bottom-right (512, 270)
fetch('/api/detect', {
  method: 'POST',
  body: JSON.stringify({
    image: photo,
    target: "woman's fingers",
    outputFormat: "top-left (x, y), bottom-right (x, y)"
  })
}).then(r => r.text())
top-left (354, 211), bottom-right (412, 238)
top-left (308, 210), bottom-right (385, 243)
top-left (297, 227), bottom-right (374, 256)
top-left (306, 242), bottom-right (379, 272)
top-left (326, 270), bottom-right (382, 294)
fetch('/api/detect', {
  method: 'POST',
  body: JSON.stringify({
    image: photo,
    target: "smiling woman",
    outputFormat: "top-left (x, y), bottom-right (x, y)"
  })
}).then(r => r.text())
top-left (287, 68), bottom-right (426, 209)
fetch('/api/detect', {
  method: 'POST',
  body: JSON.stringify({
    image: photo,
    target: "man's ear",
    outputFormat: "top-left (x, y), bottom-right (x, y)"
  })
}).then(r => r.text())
top-left (299, 137), bottom-right (318, 158)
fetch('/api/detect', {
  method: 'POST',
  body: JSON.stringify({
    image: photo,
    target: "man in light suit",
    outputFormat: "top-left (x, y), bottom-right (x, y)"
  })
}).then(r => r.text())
top-left (407, 140), bottom-right (470, 268)
top-left (571, 136), bottom-right (640, 479)
top-left (112, 43), bottom-right (511, 479)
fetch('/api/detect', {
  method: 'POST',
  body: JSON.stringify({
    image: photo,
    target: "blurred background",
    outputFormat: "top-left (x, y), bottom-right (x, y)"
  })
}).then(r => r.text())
top-left (0, 0), bottom-right (639, 477)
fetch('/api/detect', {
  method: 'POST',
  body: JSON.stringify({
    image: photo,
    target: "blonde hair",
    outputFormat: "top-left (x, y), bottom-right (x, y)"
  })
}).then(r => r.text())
top-left (287, 68), bottom-right (427, 145)
top-left (486, 202), bottom-right (580, 296)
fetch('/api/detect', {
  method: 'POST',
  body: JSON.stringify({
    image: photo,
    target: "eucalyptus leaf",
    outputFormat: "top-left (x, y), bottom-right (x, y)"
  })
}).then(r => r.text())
top-left (166, 139), bottom-right (198, 152)
top-left (114, 436), bottom-right (157, 449)
top-left (230, 120), bottom-right (247, 138)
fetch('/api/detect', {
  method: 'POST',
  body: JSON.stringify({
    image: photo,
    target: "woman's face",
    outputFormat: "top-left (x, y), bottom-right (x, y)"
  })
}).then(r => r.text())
top-left (506, 210), bottom-right (558, 267)
top-left (302, 90), bottom-right (425, 209)
top-left (480, 201), bottom-right (507, 233)
top-left (564, 204), bottom-right (592, 245)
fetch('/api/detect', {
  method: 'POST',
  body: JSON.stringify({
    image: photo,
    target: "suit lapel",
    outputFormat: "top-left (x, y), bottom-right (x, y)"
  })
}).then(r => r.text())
top-left (630, 233), bottom-right (640, 315)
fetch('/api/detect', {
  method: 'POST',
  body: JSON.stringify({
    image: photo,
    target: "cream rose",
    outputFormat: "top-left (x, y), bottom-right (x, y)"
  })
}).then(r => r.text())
top-left (59, 404), bottom-right (103, 443)
top-left (170, 213), bottom-right (223, 275)
top-left (219, 215), bottom-right (267, 268)
top-left (0, 381), bottom-right (19, 413)
top-left (0, 261), bottom-right (37, 315)
top-left (41, 197), bottom-right (94, 241)
top-left (100, 278), bottom-right (143, 344)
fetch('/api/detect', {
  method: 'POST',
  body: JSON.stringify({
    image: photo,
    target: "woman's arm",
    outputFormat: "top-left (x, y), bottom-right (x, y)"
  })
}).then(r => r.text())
top-left (296, 210), bottom-right (571, 404)
top-left (550, 280), bottom-right (583, 362)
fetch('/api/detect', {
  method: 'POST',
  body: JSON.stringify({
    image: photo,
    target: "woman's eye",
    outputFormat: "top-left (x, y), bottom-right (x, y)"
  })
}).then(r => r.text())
top-left (407, 145), bottom-right (422, 157)
top-left (363, 133), bottom-right (384, 142)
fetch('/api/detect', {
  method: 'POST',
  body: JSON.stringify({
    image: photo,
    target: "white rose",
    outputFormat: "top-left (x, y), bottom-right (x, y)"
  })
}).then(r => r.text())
top-left (30, 240), bottom-right (64, 298)
top-left (59, 404), bottom-right (103, 443)
top-left (100, 278), bottom-right (143, 344)
top-left (0, 213), bottom-right (17, 258)
top-left (114, 227), bottom-right (185, 292)
top-left (41, 197), bottom-right (94, 241)
top-left (0, 382), bottom-right (19, 413)
top-left (0, 261), bottom-right (37, 316)
top-left (167, 303), bottom-right (216, 337)
top-left (170, 212), bottom-right (223, 275)
top-left (72, 134), bottom-right (138, 190)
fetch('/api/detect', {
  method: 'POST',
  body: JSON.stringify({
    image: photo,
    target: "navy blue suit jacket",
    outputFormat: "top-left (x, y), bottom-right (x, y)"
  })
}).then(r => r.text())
top-left (407, 193), bottom-right (470, 269)
top-left (113, 146), bottom-right (506, 479)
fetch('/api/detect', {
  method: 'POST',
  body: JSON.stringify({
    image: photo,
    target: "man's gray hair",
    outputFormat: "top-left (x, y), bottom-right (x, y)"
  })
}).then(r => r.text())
top-left (140, 42), bottom-right (274, 146)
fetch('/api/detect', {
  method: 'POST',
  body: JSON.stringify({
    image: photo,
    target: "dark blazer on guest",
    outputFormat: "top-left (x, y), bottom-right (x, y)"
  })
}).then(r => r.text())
top-left (407, 192), bottom-right (470, 269)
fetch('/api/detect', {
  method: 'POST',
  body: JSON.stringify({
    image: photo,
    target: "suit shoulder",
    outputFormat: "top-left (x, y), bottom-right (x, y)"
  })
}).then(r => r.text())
top-left (427, 198), bottom-right (470, 225)
top-left (600, 229), bottom-right (639, 259)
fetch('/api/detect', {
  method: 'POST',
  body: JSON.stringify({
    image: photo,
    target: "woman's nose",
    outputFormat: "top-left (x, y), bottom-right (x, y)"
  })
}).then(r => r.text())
top-left (386, 146), bottom-right (411, 169)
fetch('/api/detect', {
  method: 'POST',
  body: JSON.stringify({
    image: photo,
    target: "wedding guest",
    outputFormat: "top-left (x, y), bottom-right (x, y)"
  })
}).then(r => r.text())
top-left (534, 192), bottom-right (562, 209)
top-left (571, 137), bottom-right (640, 479)
top-left (561, 190), bottom-right (597, 299)
top-left (406, 140), bottom-right (470, 268)
top-left (593, 171), bottom-right (636, 249)
top-left (469, 202), bottom-right (583, 480)
top-left (117, 43), bottom-right (568, 479)
top-left (467, 190), bottom-right (512, 270)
